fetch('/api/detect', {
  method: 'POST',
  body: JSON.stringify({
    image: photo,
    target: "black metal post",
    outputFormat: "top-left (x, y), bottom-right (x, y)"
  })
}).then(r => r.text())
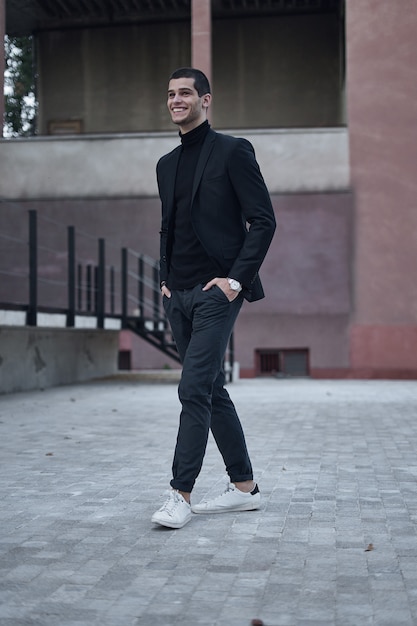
top-left (86, 265), bottom-right (92, 312)
top-left (97, 238), bottom-right (105, 329)
top-left (138, 255), bottom-right (144, 317)
top-left (77, 264), bottom-right (82, 310)
top-left (110, 266), bottom-right (115, 314)
top-left (121, 248), bottom-right (128, 327)
top-left (27, 210), bottom-right (37, 326)
top-left (67, 226), bottom-right (75, 327)
top-left (94, 267), bottom-right (98, 313)
top-left (153, 262), bottom-right (159, 320)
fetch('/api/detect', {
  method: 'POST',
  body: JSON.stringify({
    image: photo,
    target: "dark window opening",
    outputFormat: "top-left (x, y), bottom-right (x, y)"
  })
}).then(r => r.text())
top-left (256, 349), bottom-right (309, 377)
top-left (118, 350), bottom-right (131, 370)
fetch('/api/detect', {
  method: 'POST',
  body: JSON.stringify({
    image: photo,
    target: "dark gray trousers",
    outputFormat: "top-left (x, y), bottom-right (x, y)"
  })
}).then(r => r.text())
top-left (163, 284), bottom-right (253, 493)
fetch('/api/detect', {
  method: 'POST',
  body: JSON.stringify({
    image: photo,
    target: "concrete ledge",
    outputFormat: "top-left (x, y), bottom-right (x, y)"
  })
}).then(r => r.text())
top-left (0, 310), bottom-right (122, 330)
top-left (0, 326), bottom-right (119, 394)
top-left (0, 127), bottom-right (349, 199)
top-left (98, 370), bottom-right (182, 384)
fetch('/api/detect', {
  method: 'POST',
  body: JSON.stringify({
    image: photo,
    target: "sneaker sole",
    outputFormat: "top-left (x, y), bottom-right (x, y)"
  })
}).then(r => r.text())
top-left (192, 502), bottom-right (260, 514)
top-left (151, 513), bottom-right (192, 529)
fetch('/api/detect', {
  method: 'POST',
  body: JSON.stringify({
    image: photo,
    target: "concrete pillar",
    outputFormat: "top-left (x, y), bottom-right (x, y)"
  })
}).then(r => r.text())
top-left (0, 0), bottom-right (5, 136)
top-left (346, 0), bottom-right (417, 376)
top-left (191, 0), bottom-right (212, 85)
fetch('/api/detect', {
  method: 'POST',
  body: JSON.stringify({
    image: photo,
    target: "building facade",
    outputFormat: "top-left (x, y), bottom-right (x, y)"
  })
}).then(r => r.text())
top-left (1, 0), bottom-right (416, 378)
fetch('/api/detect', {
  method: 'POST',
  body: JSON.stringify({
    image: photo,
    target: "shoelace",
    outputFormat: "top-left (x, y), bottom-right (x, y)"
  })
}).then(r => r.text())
top-left (159, 491), bottom-right (181, 515)
top-left (203, 483), bottom-right (235, 503)
top-left (221, 484), bottom-right (234, 496)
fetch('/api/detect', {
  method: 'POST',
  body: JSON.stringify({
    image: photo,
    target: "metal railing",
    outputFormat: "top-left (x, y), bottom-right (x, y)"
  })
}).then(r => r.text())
top-left (0, 207), bottom-right (238, 377)
top-left (0, 207), bottom-right (177, 353)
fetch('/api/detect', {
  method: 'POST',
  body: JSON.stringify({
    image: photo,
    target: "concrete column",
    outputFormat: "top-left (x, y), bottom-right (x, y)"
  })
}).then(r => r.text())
top-left (346, 0), bottom-right (417, 376)
top-left (0, 0), bottom-right (5, 136)
top-left (191, 0), bottom-right (212, 85)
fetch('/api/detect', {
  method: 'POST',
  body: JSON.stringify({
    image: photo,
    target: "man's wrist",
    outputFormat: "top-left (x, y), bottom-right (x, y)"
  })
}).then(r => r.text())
top-left (227, 278), bottom-right (242, 292)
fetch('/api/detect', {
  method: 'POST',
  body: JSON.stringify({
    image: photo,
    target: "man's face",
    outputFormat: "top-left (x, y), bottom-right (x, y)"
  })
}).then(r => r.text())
top-left (167, 77), bottom-right (211, 133)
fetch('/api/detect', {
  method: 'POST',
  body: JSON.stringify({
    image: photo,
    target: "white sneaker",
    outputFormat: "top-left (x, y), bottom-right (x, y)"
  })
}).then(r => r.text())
top-left (192, 483), bottom-right (260, 514)
top-left (151, 490), bottom-right (192, 528)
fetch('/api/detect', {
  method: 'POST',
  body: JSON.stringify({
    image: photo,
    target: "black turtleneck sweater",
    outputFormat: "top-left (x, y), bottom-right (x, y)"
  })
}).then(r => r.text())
top-left (168, 120), bottom-right (219, 289)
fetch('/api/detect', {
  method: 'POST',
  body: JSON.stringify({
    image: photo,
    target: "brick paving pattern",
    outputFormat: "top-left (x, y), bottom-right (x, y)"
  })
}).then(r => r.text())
top-left (1, 377), bottom-right (417, 625)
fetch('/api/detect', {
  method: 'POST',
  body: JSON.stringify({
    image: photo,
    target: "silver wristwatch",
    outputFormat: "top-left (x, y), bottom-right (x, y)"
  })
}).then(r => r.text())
top-left (227, 278), bottom-right (242, 292)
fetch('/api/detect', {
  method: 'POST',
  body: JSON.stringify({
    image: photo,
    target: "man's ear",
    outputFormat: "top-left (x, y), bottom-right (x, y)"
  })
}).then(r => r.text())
top-left (202, 93), bottom-right (212, 110)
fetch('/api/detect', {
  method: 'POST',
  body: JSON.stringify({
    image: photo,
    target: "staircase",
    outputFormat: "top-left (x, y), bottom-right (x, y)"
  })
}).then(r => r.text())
top-left (124, 315), bottom-right (180, 363)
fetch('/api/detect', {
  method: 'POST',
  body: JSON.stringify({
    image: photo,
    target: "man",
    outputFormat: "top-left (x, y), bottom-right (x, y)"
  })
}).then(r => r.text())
top-left (151, 67), bottom-right (276, 528)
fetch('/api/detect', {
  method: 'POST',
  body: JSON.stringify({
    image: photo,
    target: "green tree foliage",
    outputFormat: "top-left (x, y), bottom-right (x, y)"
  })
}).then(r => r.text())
top-left (4, 36), bottom-right (37, 136)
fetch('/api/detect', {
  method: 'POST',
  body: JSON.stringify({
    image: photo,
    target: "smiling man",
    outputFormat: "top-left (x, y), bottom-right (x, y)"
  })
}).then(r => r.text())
top-left (152, 67), bottom-right (276, 529)
top-left (167, 75), bottom-right (210, 131)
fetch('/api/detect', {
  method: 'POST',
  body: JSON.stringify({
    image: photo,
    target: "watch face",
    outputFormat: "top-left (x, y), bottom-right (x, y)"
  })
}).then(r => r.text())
top-left (229, 279), bottom-right (241, 291)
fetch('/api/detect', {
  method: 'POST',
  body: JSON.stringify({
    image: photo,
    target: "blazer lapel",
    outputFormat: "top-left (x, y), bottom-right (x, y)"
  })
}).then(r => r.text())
top-left (191, 129), bottom-right (216, 204)
top-left (164, 147), bottom-right (181, 219)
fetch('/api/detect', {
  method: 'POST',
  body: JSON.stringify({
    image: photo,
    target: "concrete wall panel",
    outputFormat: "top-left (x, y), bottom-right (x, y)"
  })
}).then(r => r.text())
top-left (0, 129), bottom-right (349, 199)
top-left (37, 22), bottom-right (190, 134)
top-left (213, 12), bottom-right (344, 128)
top-left (35, 13), bottom-right (344, 134)
top-left (0, 327), bottom-right (119, 393)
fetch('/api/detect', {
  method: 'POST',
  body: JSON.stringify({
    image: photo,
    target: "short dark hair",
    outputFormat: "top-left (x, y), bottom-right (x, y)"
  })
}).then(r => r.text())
top-left (169, 67), bottom-right (211, 96)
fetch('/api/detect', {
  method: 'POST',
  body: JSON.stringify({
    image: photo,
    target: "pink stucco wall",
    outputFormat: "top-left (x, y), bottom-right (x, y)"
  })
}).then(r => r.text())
top-left (346, 0), bottom-right (417, 375)
top-left (1, 188), bottom-right (352, 375)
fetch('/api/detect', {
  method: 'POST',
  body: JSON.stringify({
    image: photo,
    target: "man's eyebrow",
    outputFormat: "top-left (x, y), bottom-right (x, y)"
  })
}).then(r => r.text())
top-left (168, 87), bottom-right (194, 94)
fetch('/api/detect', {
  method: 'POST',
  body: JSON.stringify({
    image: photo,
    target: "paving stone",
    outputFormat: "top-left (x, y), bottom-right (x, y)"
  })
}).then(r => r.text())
top-left (1, 377), bottom-right (417, 625)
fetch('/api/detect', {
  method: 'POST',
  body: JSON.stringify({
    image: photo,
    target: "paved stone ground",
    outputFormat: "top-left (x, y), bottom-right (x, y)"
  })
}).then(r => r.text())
top-left (1, 376), bottom-right (417, 626)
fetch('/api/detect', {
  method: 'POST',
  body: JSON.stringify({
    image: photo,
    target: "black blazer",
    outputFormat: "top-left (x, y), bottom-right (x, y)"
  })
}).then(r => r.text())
top-left (157, 128), bottom-right (276, 302)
